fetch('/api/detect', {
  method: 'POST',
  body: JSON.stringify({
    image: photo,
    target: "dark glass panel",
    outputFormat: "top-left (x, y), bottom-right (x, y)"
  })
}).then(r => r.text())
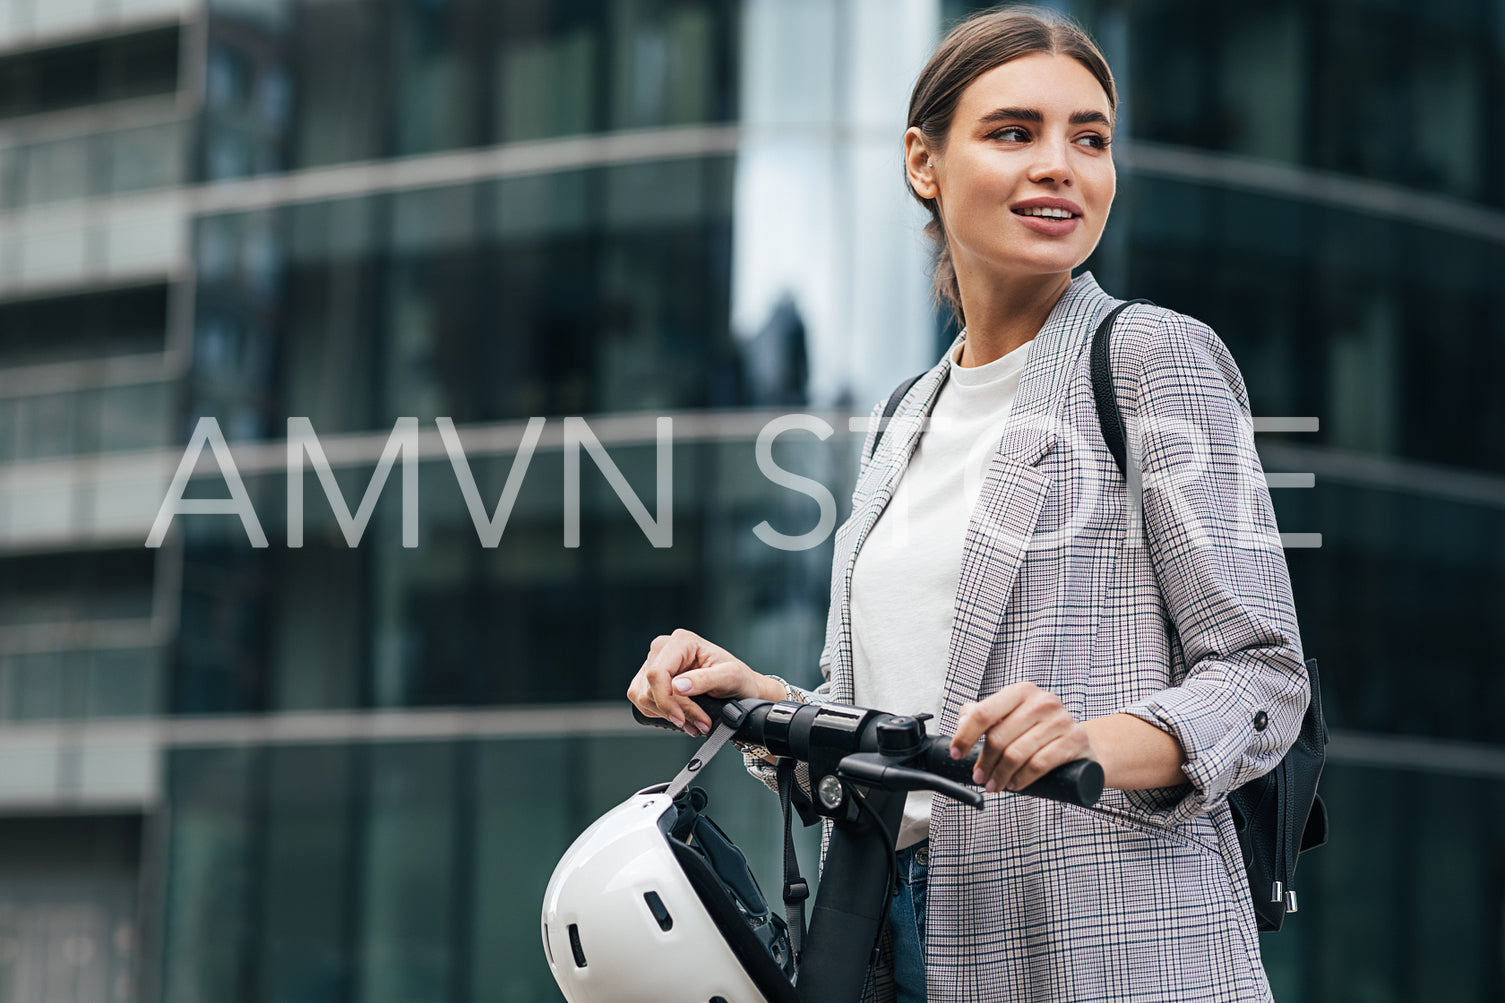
top-left (0, 27), bottom-right (180, 120)
top-left (493, 0), bottom-right (603, 142)
top-left (268, 547), bottom-right (367, 710)
top-left (1116, 0), bottom-right (1501, 206)
top-left (162, 748), bottom-right (256, 1003)
top-left (291, 0), bottom-right (387, 167)
top-left (1124, 174), bottom-right (1505, 476)
top-left (0, 816), bottom-right (141, 1003)
top-left (188, 160), bottom-right (739, 442)
top-left (162, 426), bottom-right (846, 716)
top-left (359, 742), bottom-right (458, 1003)
top-left (0, 548), bottom-right (155, 626)
top-left (256, 745), bottom-right (354, 1003)
top-left (0, 284), bottom-right (169, 368)
top-left (200, 0), bottom-right (738, 175)
top-left (172, 543), bottom-right (275, 715)
top-left (85, 647), bottom-right (163, 718)
top-left (1278, 482), bottom-right (1505, 747)
top-left (389, 0), bottom-right (490, 157)
top-left (1261, 763), bottom-right (1505, 1002)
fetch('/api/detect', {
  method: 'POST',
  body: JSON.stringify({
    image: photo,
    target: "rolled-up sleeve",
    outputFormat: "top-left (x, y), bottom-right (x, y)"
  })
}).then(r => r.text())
top-left (1117, 313), bottom-right (1309, 825)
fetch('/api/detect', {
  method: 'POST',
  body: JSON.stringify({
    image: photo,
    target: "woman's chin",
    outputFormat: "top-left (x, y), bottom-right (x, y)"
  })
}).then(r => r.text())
top-left (982, 247), bottom-right (1089, 278)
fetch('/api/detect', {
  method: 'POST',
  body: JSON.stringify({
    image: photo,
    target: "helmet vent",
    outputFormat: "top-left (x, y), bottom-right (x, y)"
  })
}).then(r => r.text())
top-left (643, 891), bottom-right (674, 931)
top-left (542, 922), bottom-right (553, 965)
top-left (710, 997), bottom-right (729, 1002)
top-left (567, 924), bottom-right (588, 968)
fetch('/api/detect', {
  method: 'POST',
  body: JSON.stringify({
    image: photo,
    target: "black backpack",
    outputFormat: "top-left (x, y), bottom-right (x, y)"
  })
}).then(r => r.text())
top-left (1090, 298), bottom-right (1328, 931)
top-left (868, 300), bottom-right (1329, 931)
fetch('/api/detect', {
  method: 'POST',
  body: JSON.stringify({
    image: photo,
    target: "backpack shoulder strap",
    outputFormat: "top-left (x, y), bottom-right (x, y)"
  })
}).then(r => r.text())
top-left (866, 372), bottom-right (926, 461)
top-left (1090, 298), bottom-right (1156, 478)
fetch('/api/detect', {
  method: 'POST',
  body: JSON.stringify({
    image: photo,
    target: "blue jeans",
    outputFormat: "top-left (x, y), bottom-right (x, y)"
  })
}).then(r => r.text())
top-left (889, 840), bottom-right (929, 1003)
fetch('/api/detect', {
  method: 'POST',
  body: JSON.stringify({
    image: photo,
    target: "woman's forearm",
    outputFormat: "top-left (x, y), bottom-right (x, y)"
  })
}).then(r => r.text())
top-left (1082, 713), bottom-right (1188, 790)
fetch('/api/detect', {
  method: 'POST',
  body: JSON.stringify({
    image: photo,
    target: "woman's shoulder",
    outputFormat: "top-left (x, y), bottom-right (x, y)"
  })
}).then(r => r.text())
top-left (1102, 297), bottom-right (1226, 363)
top-left (1099, 297), bottom-right (1251, 416)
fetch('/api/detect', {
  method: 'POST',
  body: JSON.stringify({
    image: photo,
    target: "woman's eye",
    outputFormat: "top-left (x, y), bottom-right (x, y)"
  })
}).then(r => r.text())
top-left (988, 127), bottom-right (1110, 149)
top-left (989, 126), bottom-right (1029, 142)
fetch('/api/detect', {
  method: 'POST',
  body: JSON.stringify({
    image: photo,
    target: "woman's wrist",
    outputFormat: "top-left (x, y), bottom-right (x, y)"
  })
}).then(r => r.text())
top-left (754, 673), bottom-right (797, 703)
top-left (1082, 713), bottom-right (1188, 790)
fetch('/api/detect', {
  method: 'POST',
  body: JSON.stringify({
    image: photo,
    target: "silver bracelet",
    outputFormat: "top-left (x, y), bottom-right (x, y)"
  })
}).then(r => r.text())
top-left (762, 674), bottom-right (807, 704)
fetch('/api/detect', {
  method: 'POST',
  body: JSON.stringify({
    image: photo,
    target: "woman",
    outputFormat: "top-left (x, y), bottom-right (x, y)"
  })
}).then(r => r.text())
top-left (627, 6), bottom-right (1308, 1002)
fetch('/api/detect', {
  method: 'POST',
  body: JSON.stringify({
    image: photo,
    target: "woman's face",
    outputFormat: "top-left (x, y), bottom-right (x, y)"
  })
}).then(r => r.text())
top-left (911, 52), bottom-right (1116, 282)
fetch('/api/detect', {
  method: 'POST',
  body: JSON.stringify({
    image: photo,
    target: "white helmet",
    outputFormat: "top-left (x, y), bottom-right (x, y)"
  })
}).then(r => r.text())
top-left (541, 786), bottom-right (796, 1003)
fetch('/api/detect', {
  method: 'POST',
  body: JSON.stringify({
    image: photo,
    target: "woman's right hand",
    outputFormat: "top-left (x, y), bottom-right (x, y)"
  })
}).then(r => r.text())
top-left (627, 628), bottom-right (780, 736)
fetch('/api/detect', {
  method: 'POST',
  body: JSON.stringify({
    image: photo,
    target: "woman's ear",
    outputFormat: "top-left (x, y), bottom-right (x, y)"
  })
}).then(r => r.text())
top-left (904, 127), bottom-right (939, 201)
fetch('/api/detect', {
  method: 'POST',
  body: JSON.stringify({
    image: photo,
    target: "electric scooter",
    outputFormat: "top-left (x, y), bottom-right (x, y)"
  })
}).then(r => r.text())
top-left (622, 694), bottom-right (1104, 1002)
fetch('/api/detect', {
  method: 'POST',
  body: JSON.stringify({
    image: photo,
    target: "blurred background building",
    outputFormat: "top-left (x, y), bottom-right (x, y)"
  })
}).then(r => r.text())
top-left (0, 0), bottom-right (1501, 999)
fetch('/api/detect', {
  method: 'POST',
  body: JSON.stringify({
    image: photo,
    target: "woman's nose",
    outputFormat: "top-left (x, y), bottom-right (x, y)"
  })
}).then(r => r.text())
top-left (1027, 136), bottom-right (1074, 186)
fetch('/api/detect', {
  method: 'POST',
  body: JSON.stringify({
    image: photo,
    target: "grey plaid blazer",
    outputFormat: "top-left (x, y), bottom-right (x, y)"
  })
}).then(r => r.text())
top-left (745, 270), bottom-right (1307, 1002)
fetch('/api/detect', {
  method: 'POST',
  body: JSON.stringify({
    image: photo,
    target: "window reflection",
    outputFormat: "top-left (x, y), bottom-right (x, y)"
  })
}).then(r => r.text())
top-left (168, 437), bottom-right (840, 715)
top-left (162, 748), bottom-right (254, 1003)
top-left (494, 5), bottom-right (599, 142)
top-left (1112, 0), bottom-right (1500, 206)
top-left (0, 381), bottom-right (172, 462)
top-left (163, 734), bottom-right (819, 1003)
top-left (360, 743), bottom-right (457, 1003)
top-left (0, 27), bottom-right (180, 120)
top-left (1124, 175), bottom-right (1505, 475)
top-left (190, 159), bottom-right (740, 441)
top-left (1260, 764), bottom-right (1505, 1000)
top-left (199, 0), bottom-right (739, 175)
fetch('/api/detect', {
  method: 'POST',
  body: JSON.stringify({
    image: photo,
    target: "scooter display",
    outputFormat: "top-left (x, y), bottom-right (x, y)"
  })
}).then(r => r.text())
top-left (542, 694), bottom-right (1104, 1003)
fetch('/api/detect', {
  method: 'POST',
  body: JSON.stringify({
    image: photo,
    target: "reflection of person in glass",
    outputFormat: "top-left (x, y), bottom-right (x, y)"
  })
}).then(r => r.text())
top-left (628, 6), bottom-right (1308, 1001)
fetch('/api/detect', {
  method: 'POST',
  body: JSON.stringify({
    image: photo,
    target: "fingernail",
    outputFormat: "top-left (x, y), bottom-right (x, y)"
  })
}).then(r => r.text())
top-left (696, 720), bottom-right (710, 735)
top-left (985, 780), bottom-right (998, 793)
top-left (949, 747), bottom-right (962, 760)
top-left (673, 677), bottom-right (692, 694)
top-left (972, 769), bottom-right (985, 784)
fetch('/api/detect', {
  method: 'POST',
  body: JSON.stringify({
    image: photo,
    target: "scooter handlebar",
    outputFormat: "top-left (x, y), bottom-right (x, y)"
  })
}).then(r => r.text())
top-left (919, 736), bottom-right (1103, 807)
top-left (629, 694), bottom-right (731, 731)
top-left (631, 695), bottom-right (1102, 808)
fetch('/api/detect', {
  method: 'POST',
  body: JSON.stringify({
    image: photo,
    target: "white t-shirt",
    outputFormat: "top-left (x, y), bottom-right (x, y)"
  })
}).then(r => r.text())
top-left (850, 336), bottom-right (1033, 848)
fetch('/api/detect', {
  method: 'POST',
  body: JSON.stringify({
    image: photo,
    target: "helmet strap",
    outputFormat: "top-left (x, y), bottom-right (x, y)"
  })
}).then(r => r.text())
top-left (777, 759), bottom-right (811, 966)
top-left (664, 713), bottom-right (740, 801)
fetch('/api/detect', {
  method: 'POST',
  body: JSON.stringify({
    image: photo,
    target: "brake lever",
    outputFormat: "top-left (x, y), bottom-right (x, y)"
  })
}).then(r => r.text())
top-left (836, 752), bottom-right (985, 810)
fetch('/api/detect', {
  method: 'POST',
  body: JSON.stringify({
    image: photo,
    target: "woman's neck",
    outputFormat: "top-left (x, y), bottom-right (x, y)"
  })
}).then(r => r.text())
top-left (955, 269), bottom-right (1073, 367)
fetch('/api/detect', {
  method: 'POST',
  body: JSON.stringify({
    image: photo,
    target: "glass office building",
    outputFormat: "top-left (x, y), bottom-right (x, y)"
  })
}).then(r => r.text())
top-left (0, 0), bottom-right (1500, 999)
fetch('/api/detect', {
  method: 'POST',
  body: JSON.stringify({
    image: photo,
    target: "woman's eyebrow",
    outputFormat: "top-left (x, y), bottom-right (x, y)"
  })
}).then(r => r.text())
top-left (978, 107), bottom-right (1111, 127)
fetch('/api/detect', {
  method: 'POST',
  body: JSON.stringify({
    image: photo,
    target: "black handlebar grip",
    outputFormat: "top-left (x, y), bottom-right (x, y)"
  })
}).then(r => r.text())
top-left (1019, 759), bottom-right (1104, 807)
top-left (630, 706), bottom-right (683, 732)
top-left (630, 695), bottom-right (733, 732)
top-left (920, 738), bottom-right (1104, 807)
top-left (920, 737), bottom-right (983, 786)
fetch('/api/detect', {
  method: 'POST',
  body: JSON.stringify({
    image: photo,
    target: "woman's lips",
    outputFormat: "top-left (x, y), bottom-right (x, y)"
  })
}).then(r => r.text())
top-left (1012, 211), bottom-right (1080, 235)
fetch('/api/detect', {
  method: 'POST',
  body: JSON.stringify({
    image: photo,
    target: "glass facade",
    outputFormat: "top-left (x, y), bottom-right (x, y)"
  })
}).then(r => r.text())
top-left (159, 733), bottom-right (805, 1003)
top-left (198, 0), bottom-right (739, 179)
top-left (0, 0), bottom-right (1501, 999)
top-left (1119, 0), bottom-right (1503, 209)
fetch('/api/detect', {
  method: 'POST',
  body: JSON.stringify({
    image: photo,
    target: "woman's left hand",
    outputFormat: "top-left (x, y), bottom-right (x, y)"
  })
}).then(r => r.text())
top-left (949, 681), bottom-right (1096, 793)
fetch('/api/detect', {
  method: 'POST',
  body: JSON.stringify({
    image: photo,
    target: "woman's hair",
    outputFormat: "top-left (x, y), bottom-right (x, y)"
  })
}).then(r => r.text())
top-left (907, 5), bottom-right (1117, 329)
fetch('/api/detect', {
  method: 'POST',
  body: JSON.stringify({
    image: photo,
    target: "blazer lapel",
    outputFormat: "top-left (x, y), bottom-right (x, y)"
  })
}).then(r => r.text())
top-left (938, 271), bottom-right (1120, 724)
top-left (827, 358), bottom-right (951, 703)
